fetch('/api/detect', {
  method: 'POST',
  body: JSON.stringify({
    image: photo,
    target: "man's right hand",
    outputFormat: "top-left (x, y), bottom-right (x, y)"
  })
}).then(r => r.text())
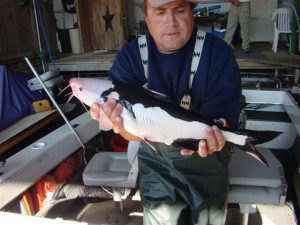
top-left (90, 99), bottom-right (142, 142)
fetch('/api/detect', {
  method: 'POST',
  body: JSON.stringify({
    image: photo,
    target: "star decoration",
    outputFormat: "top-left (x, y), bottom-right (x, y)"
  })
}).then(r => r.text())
top-left (102, 6), bottom-right (115, 32)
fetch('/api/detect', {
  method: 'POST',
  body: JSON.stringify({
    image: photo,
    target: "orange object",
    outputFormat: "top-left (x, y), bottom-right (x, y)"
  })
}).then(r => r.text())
top-left (20, 149), bottom-right (84, 214)
top-left (32, 99), bottom-right (51, 113)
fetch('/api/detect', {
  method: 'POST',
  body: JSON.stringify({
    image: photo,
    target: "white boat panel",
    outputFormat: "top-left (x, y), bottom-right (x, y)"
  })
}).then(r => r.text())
top-left (0, 112), bottom-right (99, 209)
top-left (243, 90), bottom-right (300, 145)
top-left (246, 120), bottom-right (297, 149)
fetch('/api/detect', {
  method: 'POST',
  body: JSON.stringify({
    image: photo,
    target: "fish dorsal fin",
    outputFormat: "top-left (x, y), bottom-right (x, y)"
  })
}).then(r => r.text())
top-left (146, 89), bottom-right (171, 103)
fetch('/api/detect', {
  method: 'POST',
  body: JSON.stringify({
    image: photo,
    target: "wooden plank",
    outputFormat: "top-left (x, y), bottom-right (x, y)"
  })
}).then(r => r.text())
top-left (238, 58), bottom-right (300, 69)
top-left (76, 0), bottom-right (125, 51)
top-left (0, 1), bottom-right (33, 60)
top-left (0, 0), bottom-right (57, 62)
top-left (0, 110), bottom-right (60, 155)
top-left (76, 0), bottom-right (93, 52)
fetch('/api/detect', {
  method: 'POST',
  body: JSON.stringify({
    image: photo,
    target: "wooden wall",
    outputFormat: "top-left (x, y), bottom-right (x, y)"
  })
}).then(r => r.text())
top-left (0, 0), bottom-right (57, 71)
top-left (76, 0), bottom-right (126, 52)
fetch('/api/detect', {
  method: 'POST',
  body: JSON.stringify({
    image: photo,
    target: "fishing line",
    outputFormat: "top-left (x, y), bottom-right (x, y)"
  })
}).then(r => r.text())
top-left (25, 56), bottom-right (89, 165)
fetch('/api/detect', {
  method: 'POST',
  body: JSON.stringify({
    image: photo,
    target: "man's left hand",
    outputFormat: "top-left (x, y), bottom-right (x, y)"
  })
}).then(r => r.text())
top-left (181, 119), bottom-right (227, 157)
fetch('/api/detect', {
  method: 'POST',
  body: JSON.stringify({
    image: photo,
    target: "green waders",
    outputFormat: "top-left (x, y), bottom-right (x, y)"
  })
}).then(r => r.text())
top-left (138, 141), bottom-right (232, 225)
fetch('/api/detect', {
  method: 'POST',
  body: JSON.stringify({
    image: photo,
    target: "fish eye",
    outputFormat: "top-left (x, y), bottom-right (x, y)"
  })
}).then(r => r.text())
top-left (79, 87), bottom-right (83, 91)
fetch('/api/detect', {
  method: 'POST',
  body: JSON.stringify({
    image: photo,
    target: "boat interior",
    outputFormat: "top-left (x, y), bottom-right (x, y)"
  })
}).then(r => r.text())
top-left (1, 0), bottom-right (300, 223)
top-left (0, 40), bottom-right (300, 225)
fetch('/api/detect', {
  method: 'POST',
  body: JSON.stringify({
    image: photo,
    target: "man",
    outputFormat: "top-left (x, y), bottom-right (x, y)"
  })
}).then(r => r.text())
top-left (224, 0), bottom-right (251, 53)
top-left (90, 0), bottom-right (241, 224)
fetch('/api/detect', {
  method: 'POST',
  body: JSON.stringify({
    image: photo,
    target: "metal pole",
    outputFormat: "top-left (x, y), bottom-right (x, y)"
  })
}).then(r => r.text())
top-left (290, 0), bottom-right (299, 54)
top-left (32, 0), bottom-right (46, 73)
top-left (24, 56), bottom-right (87, 152)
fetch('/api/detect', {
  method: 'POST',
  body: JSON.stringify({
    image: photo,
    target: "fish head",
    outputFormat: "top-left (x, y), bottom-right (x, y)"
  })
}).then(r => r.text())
top-left (69, 78), bottom-right (115, 107)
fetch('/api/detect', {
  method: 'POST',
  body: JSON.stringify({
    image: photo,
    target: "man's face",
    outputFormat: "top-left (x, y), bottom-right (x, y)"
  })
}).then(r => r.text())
top-left (145, 0), bottom-right (194, 53)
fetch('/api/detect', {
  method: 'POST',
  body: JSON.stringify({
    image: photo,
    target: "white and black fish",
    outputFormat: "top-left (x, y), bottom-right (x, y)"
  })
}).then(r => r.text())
top-left (67, 78), bottom-right (282, 166)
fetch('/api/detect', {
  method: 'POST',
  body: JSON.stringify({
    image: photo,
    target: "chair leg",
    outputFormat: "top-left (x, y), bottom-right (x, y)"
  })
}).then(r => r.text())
top-left (272, 31), bottom-right (276, 52)
top-left (107, 187), bottom-right (129, 224)
top-left (273, 32), bottom-right (279, 53)
top-left (239, 204), bottom-right (257, 225)
top-left (113, 187), bottom-right (123, 211)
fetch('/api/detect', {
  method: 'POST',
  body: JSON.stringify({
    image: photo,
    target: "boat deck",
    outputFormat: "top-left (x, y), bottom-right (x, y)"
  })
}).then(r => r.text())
top-left (52, 42), bottom-right (300, 80)
top-left (234, 42), bottom-right (300, 69)
top-left (1, 41), bottom-right (300, 225)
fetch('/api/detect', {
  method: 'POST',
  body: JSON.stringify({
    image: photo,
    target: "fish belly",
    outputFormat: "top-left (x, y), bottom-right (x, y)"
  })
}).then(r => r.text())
top-left (121, 104), bottom-right (208, 145)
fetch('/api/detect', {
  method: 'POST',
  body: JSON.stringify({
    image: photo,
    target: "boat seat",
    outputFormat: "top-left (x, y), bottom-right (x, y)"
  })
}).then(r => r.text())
top-left (82, 141), bottom-right (140, 223)
top-left (83, 144), bottom-right (286, 225)
top-left (228, 147), bottom-right (287, 225)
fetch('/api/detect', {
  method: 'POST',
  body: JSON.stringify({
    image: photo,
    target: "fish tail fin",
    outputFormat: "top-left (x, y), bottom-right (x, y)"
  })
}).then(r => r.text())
top-left (235, 141), bottom-right (269, 166)
top-left (230, 129), bottom-right (282, 166)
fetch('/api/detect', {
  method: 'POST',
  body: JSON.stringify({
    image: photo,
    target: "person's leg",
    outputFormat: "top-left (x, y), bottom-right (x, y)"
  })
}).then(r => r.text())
top-left (238, 3), bottom-right (251, 51)
top-left (195, 202), bottom-right (227, 225)
top-left (224, 5), bottom-right (239, 46)
top-left (143, 202), bottom-right (227, 225)
top-left (143, 202), bottom-right (188, 225)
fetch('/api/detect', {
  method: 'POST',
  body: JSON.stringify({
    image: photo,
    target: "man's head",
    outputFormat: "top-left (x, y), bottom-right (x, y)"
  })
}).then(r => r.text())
top-left (141, 0), bottom-right (196, 53)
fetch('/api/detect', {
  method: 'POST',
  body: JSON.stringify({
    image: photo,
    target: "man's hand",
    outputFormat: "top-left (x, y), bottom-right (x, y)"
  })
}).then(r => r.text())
top-left (90, 99), bottom-right (141, 142)
top-left (181, 119), bottom-right (227, 157)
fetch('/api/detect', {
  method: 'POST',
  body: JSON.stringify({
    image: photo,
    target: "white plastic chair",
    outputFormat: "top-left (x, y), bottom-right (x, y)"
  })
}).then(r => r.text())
top-left (272, 8), bottom-right (293, 53)
top-left (82, 141), bottom-right (140, 223)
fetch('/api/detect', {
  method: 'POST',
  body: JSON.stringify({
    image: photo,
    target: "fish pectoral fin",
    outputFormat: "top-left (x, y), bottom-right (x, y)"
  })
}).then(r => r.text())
top-left (147, 89), bottom-right (172, 103)
top-left (172, 139), bottom-right (201, 151)
top-left (143, 139), bottom-right (157, 152)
